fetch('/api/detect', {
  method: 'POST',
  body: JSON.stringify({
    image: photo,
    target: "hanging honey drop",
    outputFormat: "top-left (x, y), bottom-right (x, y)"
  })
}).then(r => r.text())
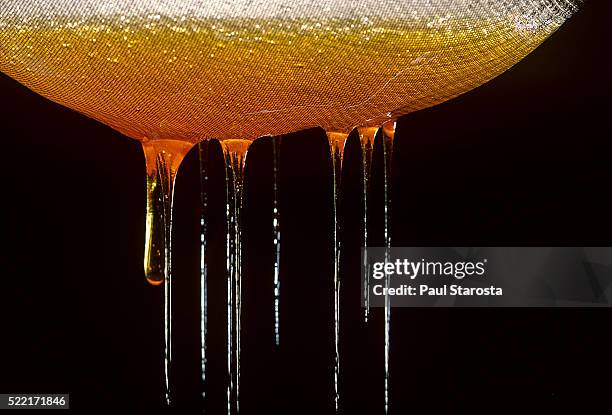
top-left (380, 120), bottom-right (395, 415)
top-left (326, 130), bottom-right (349, 413)
top-left (221, 138), bottom-right (251, 415)
top-left (141, 138), bottom-right (193, 406)
top-left (356, 126), bottom-right (379, 323)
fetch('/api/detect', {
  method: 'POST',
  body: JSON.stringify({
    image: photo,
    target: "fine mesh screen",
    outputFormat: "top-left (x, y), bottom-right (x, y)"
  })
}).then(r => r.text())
top-left (0, 0), bottom-right (580, 142)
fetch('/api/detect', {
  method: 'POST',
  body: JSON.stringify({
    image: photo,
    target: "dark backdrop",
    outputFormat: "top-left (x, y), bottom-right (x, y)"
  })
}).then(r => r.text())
top-left (1, 0), bottom-right (611, 413)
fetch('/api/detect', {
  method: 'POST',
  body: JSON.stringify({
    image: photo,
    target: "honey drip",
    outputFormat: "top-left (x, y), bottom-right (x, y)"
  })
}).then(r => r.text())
top-left (272, 136), bottom-right (282, 347)
top-left (326, 130), bottom-right (349, 413)
top-left (355, 123), bottom-right (394, 413)
top-left (356, 127), bottom-right (378, 323)
top-left (198, 141), bottom-right (211, 404)
top-left (380, 121), bottom-right (395, 414)
top-left (221, 139), bottom-right (251, 414)
top-left (142, 139), bottom-right (194, 406)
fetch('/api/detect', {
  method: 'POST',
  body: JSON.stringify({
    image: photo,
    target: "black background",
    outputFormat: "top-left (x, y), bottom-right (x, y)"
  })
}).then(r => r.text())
top-left (1, 1), bottom-right (611, 413)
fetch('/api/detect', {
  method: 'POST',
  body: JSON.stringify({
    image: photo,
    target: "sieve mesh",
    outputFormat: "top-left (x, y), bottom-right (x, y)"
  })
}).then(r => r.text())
top-left (0, 0), bottom-right (581, 142)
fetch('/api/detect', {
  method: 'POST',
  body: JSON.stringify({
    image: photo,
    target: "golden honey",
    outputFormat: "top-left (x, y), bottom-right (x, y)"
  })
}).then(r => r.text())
top-left (0, 16), bottom-right (559, 142)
